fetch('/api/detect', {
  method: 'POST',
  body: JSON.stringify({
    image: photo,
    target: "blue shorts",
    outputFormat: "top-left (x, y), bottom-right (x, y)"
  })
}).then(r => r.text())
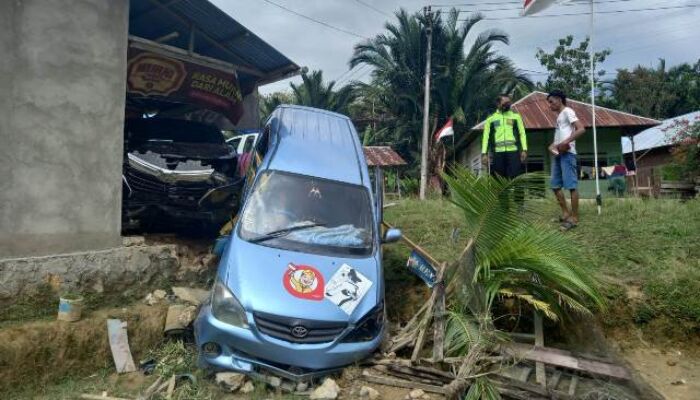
top-left (551, 152), bottom-right (578, 190)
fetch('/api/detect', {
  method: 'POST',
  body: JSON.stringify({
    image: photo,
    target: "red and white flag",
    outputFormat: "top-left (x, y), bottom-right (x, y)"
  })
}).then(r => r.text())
top-left (522, 0), bottom-right (558, 16)
top-left (434, 118), bottom-right (454, 142)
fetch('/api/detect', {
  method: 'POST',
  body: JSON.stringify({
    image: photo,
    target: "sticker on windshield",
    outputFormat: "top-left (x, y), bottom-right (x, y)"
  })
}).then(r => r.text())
top-left (283, 263), bottom-right (325, 301)
top-left (325, 264), bottom-right (373, 315)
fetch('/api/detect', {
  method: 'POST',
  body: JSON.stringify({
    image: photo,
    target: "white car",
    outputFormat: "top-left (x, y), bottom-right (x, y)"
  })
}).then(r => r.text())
top-left (226, 132), bottom-right (259, 154)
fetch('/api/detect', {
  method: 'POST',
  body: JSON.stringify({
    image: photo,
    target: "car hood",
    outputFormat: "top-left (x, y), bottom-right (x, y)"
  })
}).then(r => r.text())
top-left (219, 235), bottom-right (382, 324)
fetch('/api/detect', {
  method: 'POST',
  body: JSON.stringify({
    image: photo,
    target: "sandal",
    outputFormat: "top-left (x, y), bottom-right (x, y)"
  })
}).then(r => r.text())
top-left (551, 216), bottom-right (567, 223)
top-left (560, 220), bottom-right (578, 231)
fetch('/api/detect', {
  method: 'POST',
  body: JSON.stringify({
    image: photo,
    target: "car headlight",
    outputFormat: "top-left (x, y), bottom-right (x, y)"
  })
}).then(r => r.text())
top-left (341, 301), bottom-right (384, 342)
top-left (211, 280), bottom-right (249, 328)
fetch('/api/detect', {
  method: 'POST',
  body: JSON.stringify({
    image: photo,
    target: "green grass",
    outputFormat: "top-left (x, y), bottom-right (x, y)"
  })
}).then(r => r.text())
top-left (385, 197), bottom-right (700, 338)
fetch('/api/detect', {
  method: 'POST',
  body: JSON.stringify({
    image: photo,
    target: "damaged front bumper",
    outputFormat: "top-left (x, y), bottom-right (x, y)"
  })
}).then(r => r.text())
top-left (194, 304), bottom-right (383, 379)
top-left (127, 153), bottom-right (215, 184)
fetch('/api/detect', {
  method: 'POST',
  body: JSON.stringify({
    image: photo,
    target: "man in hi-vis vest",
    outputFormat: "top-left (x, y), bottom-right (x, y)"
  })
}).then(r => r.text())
top-left (481, 94), bottom-right (528, 178)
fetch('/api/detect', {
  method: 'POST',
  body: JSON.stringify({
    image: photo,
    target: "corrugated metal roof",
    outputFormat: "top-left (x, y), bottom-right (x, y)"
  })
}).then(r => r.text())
top-left (129, 0), bottom-right (299, 88)
top-left (472, 91), bottom-right (660, 131)
top-left (363, 146), bottom-right (407, 167)
top-left (622, 111), bottom-right (700, 153)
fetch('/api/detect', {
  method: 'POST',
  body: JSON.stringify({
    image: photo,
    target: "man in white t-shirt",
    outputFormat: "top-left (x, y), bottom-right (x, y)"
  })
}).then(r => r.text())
top-left (547, 90), bottom-right (585, 231)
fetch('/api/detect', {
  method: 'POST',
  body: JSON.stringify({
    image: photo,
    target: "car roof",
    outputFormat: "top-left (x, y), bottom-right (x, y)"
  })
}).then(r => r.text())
top-left (266, 105), bottom-right (367, 186)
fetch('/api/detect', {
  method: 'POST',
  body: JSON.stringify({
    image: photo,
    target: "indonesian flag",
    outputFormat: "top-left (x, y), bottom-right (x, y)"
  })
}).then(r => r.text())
top-left (522, 0), bottom-right (558, 16)
top-left (434, 118), bottom-right (454, 142)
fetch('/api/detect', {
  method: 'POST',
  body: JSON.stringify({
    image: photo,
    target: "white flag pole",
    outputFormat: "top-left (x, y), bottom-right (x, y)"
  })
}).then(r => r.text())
top-left (589, 0), bottom-right (602, 214)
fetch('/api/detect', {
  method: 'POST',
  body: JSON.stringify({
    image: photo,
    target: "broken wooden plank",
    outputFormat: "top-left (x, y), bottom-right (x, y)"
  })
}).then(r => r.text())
top-left (165, 375), bottom-right (176, 399)
top-left (385, 365), bottom-right (453, 384)
top-left (410, 322), bottom-right (429, 362)
top-left (549, 370), bottom-right (562, 390)
top-left (107, 319), bottom-right (136, 373)
top-left (373, 366), bottom-right (447, 386)
top-left (138, 376), bottom-right (163, 400)
top-left (492, 376), bottom-right (573, 400)
top-left (432, 263), bottom-right (447, 362)
top-left (503, 343), bottom-right (631, 380)
top-left (382, 221), bottom-right (440, 266)
top-left (568, 375), bottom-right (578, 396)
top-left (362, 370), bottom-right (448, 395)
top-left (533, 312), bottom-right (546, 388)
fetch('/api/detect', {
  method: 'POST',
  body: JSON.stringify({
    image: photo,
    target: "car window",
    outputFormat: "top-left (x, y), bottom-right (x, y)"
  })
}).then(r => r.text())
top-left (239, 170), bottom-right (374, 256)
top-left (228, 137), bottom-right (242, 152)
top-left (242, 135), bottom-right (255, 153)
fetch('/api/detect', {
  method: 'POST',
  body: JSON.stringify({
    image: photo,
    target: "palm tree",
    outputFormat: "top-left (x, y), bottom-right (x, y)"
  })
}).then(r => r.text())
top-left (289, 69), bottom-right (355, 114)
top-left (259, 91), bottom-right (293, 124)
top-left (349, 9), bottom-right (532, 168)
top-left (440, 167), bottom-right (604, 396)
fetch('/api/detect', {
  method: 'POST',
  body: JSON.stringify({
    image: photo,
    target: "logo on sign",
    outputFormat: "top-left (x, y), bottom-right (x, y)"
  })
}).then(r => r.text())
top-left (127, 53), bottom-right (186, 96)
top-left (283, 263), bottom-right (325, 301)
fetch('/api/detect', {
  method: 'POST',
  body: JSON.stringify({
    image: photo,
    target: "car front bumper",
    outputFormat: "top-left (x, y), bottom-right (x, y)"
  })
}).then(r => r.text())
top-left (194, 304), bottom-right (384, 377)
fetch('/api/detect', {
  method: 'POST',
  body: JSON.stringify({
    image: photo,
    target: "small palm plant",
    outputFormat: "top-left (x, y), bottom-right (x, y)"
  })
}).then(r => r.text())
top-left (440, 167), bottom-right (605, 398)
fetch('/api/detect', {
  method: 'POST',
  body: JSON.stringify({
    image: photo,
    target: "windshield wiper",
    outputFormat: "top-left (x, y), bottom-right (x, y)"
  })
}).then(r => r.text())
top-left (248, 222), bottom-right (326, 244)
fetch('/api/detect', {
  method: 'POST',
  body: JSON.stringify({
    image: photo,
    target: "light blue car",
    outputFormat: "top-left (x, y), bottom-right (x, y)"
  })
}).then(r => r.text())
top-left (194, 105), bottom-right (401, 380)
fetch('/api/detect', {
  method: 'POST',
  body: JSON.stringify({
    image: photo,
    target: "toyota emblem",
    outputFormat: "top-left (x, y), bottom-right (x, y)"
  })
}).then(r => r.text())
top-left (291, 325), bottom-right (309, 338)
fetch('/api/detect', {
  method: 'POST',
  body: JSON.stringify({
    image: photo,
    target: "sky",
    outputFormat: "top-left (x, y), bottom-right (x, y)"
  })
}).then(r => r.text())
top-left (210, 0), bottom-right (700, 95)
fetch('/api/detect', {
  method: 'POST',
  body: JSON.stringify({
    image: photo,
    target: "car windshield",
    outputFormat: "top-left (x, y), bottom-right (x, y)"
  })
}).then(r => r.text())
top-left (239, 170), bottom-right (374, 256)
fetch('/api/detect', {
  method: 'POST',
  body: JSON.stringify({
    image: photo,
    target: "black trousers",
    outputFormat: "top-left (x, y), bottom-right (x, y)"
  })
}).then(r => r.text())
top-left (491, 151), bottom-right (522, 179)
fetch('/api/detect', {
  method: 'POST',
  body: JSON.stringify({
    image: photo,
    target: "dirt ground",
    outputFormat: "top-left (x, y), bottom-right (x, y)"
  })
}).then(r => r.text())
top-left (621, 345), bottom-right (700, 400)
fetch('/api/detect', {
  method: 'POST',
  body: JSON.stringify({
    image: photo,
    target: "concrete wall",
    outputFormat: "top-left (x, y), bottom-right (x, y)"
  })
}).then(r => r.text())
top-left (0, 0), bottom-right (130, 259)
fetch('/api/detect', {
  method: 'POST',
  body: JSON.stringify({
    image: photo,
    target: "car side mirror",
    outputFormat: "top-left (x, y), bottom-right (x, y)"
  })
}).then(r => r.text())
top-left (382, 228), bottom-right (402, 244)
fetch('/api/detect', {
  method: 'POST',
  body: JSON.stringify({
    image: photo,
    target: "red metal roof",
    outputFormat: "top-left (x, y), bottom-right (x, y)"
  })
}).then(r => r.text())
top-left (363, 146), bottom-right (407, 167)
top-left (472, 91), bottom-right (660, 131)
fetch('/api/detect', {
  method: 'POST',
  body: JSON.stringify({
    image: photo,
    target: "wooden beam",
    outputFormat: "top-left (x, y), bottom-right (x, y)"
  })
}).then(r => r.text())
top-left (503, 343), bottom-right (632, 380)
top-left (145, 0), bottom-right (265, 77)
top-left (361, 371), bottom-right (448, 395)
top-left (534, 312), bottom-right (546, 388)
top-left (432, 262), bottom-right (447, 362)
top-left (382, 221), bottom-right (440, 267)
top-left (154, 31), bottom-right (179, 44)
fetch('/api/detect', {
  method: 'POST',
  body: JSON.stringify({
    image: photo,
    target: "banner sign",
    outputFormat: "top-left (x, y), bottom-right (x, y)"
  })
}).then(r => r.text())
top-left (127, 46), bottom-right (245, 124)
top-left (406, 250), bottom-right (438, 288)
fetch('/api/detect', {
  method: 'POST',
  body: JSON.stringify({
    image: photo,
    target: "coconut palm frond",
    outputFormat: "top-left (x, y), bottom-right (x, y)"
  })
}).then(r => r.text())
top-left (444, 310), bottom-right (483, 357)
top-left (465, 377), bottom-right (502, 400)
top-left (443, 166), bottom-right (605, 322)
top-left (498, 289), bottom-right (558, 321)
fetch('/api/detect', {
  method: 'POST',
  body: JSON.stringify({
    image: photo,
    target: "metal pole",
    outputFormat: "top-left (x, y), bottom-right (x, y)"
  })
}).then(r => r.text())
top-left (590, 0), bottom-right (602, 214)
top-left (630, 134), bottom-right (639, 196)
top-left (419, 6), bottom-right (433, 200)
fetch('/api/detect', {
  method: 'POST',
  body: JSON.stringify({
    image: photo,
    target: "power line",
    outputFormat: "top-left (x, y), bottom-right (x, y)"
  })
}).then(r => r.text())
top-left (353, 0), bottom-right (392, 17)
top-left (457, 3), bottom-right (700, 21)
top-left (433, 0), bottom-right (648, 7)
top-left (336, 64), bottom-right (371, 86)
top-left (432, 1), bottom-right (520, 7)
top-left (261, 0), bottom-right (369, 39)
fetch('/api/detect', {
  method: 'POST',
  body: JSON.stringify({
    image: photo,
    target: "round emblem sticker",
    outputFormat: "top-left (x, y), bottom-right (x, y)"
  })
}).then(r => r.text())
top-left (283, 263), bottom-right (324, 301)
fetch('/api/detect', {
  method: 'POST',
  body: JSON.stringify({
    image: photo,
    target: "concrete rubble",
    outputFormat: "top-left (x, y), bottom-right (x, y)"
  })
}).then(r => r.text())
top-left (360, 385), bottom-right (381, 399)
top-left (310, 378), bottom-right (340, 400)
top-left (215, 372), bottom-right (246, 392)
top-left (240, 380), bottom-right (255, 394)
top-left (171, 286), bottom-right (210, 306)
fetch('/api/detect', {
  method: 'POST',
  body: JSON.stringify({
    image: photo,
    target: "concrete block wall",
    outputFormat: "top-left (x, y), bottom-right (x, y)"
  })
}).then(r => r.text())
top-left (0, 0), bottom-right (130, 258)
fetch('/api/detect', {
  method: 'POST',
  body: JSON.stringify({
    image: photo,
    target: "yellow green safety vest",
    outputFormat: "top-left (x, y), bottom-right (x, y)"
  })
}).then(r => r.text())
top-left (481, 110), bottom-right (527, 154)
